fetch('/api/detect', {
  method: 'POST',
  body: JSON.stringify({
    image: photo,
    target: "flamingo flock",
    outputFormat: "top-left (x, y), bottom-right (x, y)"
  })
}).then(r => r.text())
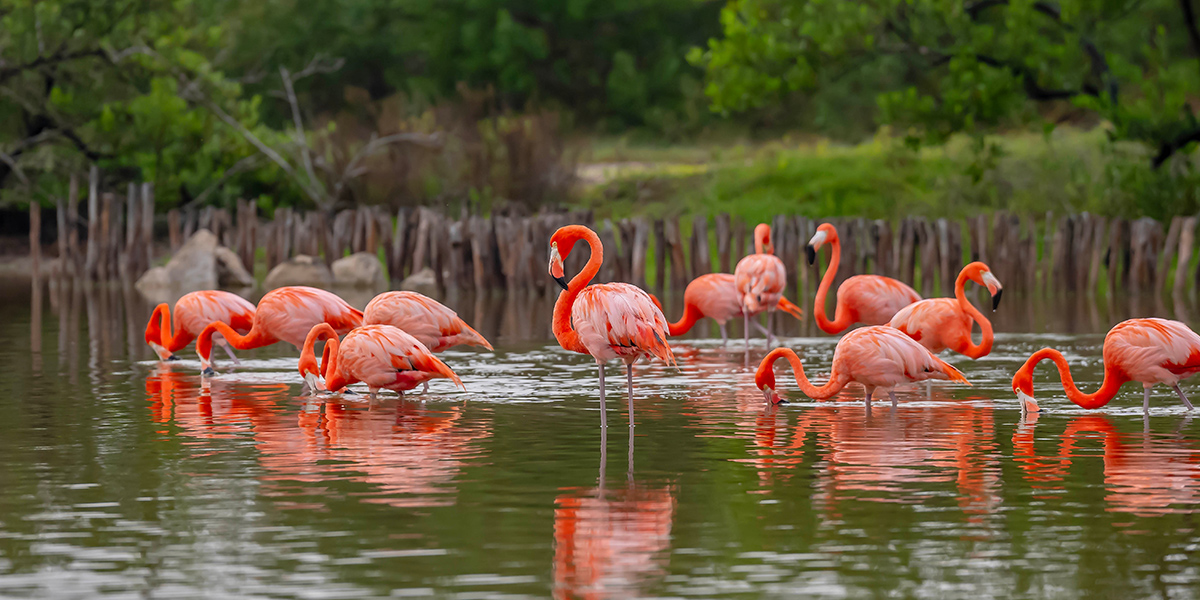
top-left (143, 219), bottom-right (1200, 416)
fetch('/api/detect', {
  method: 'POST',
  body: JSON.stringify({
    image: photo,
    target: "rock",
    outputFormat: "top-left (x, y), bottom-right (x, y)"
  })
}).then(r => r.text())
top-left (332, 252), bottom-right (386, 288)
top-left (264, 254), bottom-right (333, 290)
top-left (399, 267), bottom-right (439, 295)
top-left (135, 229), bottom-right (218, 293)
top-left (214, 246), bottom-right (254, 288)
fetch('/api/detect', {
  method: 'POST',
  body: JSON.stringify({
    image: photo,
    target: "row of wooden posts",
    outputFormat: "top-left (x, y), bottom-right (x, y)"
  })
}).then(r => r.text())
top-left (30, 181), bottom-right (1200, 298)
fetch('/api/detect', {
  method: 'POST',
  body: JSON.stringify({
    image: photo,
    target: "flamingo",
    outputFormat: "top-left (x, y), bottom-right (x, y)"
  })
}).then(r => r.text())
top-left (195, 285), bottom-right (362, 375)
top-left (298, 323), bottom-right (463, 398)
top-left (363, 291), bottom-right (493, 392)
top-left (652, 273), bottom-right (804, 343)
top-left (734, 223), bottom-right (789, 346)
top-left (889, 261), bottom-right (1003, 359)
top-left (144, 290), bottom-right (256, 362)
top-left (754, 325), bottom-right (970, 407)
top-left (807, 222), bottom-right (922, 334)
top-left (1012, 318), bottom-right (1200, 413)
top-left (549, 224), bottom-right (674, 427)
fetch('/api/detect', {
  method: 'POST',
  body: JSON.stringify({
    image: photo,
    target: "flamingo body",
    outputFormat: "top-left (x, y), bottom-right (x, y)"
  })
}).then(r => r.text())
top-left (196, 286), bottom-right (362, 372)
top-left (363, 291), bottom-right (492, 353)
top-left (808, 223), bottom-right (921, 334)
top-left (145, 290), bottom-right (256, 360)
top-left (734, 254), bottom-right (787, 316)
top-left (756, 326), bottom-right (970, 405)
top-left (1012, 318), bottom-right (1200, 412)
top-left (889, 261), bottom-right (1002, 359)
top-left (657, 273), bottom-right (803, 340)
top-left (300, 324), bottom-right (462, 396)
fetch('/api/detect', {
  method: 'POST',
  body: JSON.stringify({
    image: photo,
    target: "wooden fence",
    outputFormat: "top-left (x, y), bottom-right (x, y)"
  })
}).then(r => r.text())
top-left (31, 182), bottom-right (1200, 298)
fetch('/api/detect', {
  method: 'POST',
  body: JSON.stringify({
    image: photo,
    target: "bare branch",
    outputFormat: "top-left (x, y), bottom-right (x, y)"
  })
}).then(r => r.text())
top-left (333, 132), bottom-right (443, 199)
top-left (186, 154), bottom-right (262, 207)
top-left (0, 151), bottom-right (30, 187)
top-left (280, 65), bottom-right (319, 194)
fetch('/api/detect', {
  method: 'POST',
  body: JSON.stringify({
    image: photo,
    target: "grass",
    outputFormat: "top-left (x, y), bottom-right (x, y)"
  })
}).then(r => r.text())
top-left (575, 127), bottom-right (1200, 224)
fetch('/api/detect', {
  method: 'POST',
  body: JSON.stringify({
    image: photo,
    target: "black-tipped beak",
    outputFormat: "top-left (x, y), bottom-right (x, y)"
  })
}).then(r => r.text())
top-left (201, 367), bottom-right (215, 377)
top-left (991, 289), bottom-right (1003, 312)
top-left (805, 245), bottom-right (816, 265)
top-left (554, 276), bottom-right (569, 291)
top-left (166, 354), bottom-right (180, 362)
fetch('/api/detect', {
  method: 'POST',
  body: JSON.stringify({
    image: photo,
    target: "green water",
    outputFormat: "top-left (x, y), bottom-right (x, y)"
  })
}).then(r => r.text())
top-left (2, 280), bottom-right (1200, 599)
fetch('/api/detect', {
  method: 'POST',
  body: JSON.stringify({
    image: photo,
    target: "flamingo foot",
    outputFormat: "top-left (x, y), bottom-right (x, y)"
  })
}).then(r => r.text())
top-left (201, 366), bottom-right (215, 377)
top-left (1173, 384), bottom-right (1194, 411)
top-left (166, 354), bottom-right (180, 361)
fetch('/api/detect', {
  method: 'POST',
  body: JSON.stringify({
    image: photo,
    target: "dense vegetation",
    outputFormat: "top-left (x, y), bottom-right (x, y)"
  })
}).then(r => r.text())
top-left (2, 0), bottom-right (1200, 219)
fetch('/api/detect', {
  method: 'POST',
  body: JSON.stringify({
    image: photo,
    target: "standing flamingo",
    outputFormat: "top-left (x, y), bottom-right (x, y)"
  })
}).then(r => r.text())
top-left (1012, 318), bottom-right (1200, 413)
top-left (299, 323), bottom-right (462, 398)
top-left (195, 286), bottom-right (362, 375)
top-left (755, 326), bottom-right (970, 407)
top-left (144, 290), bottom-right (256, 362)
top-left (655, 273), bottom-right (804, 343)
top-left (889, 261), bottom-right (1003, 359)
top-left (807, 223), bottom-right (921, 334)
top-left (734, 224), bottom-right (788, 346)
top-left (549, 225), bottom-right (674, 427)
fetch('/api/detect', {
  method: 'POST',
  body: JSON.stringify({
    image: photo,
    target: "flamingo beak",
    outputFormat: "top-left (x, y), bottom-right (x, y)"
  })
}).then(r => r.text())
top-left (549, 244), bottom-right (568, 290)
top-left (982, 272), bottom-right (1003, 311)
top-left (805, 230), bottom-right (827, 265)
top-left (555, 276), bottom-right (569, 291)
top-left (1018, 390), bottom-right (1040, 413)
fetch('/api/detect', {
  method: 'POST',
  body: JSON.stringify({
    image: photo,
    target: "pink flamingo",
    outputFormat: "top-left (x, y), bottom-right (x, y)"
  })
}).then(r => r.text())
top-left (363, 290), bottom-right (493, 392)
top-left (298, 323), bottom-right (462, 398)
top-left (144, 290), bottom-right (255, 362)
top-left (755, 326), bottom-right (970, 407)
top-left (807, 222), bottom-right (922, 334)
top-left (658, 273), bottom-right (804, 343)
top-left (1012, 318), bottom-right (1200, 413)
top-left (734, 223), bottom-right (788, 346)
top-left (195, 286), bottom-right (362, 375)
top-left (889, 261), bottom-right (1003, 359)
top-left (549, 225), bottom-right (674, 426)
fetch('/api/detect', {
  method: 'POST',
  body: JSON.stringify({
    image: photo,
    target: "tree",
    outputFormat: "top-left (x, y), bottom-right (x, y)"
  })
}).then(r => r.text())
top-left (692, 0), bottom-right (1200, 166)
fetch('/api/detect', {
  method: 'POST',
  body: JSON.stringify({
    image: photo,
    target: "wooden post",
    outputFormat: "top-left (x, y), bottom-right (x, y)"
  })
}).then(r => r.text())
top-left (123, 183), bottom-right (139, 276)
top-left (1176, 216), bottom-right (1197, 296)
top-left (653, 219), bottom-right (667, 292)
top-left (715, 213), bottom-right (732, 273)
top-left (98, 192), bottom-right (113, 280)
top-left (141, 183), bottom-right (154, 270)
top-left (733, 218), bottom-right (747, 264)
top-left (937, 218), bottom-right (952, 295)
top-left (630, 218), bottom-right (649, 289)
top-left (1086, 217), bottom-right (1107, 295)
top-left (29, 201), bottom-right (41, 277)
top-left (84, 167), bottom-right (99, 277)
top-left (55, 196), bottom-right (67, 277)
top-left (664, 216), bottom-right (688, 291)
top-left (898, 218), bottom-right (916, 286)
top-left (691, 215), bottom-right (711, 277)
top-left (1159, 216), bottom-right (1183, 294)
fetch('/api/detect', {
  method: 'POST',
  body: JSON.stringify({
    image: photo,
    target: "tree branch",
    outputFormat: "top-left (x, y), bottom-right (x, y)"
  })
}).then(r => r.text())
top-left (0, 48), bottom-right (106, 83)
top-left (1181, 0), bottom-right (1200, 60)
top-left (280, 66), bottom-right (319, 193)
top-left (1153, 127), bottom-right (1200, 167)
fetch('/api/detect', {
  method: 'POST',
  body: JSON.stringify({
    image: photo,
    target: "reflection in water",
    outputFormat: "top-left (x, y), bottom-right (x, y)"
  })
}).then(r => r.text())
top-left (553, 430), bottom-right (676, 600)
top-left (1013, 413), bottom-right (1200, 516)
top-left (146, 365), bottom-right (492, 508)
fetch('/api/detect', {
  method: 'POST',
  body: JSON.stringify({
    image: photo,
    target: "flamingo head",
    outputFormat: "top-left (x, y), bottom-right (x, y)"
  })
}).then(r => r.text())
top-left (548, 241), bottom-right (568, 290)
top-left (1011, 367), bottom-right (1040, 413)
top-left (806, 223), bottom-right (837, 265)
top-left (754, 223), bottom-right (775, 255)
top-left (964, 261), bottom-right (1004, 311)
top-left (754, 354), bottom-right (783, 404)
top-left (144, 304), bottom-right (177, 361)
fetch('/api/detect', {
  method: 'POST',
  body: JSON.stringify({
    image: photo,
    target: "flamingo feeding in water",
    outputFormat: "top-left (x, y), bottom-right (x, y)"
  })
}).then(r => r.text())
top-left (733, 224), bottom-right (789, 346)
top-left (363, 291), bottom-right (493, 392)
top-left (889, 261), bottom-right (1003, 359)
top-left (654, 273), bottom-right (804, 343)
top-left (144, 290), bottom-right (256, 362)
top-left (1012, 318), bottom-right (1200, 413)
top-left (549, 224), bottom-right (674, 427)
top-left (755, 326), bottom-right (970, 407)
top-left (196, 286), bottom-right (362, 375)
top-left (807, 223), bottom-right (921, 334)
top-left (299, 323), bottom-right (462, 398)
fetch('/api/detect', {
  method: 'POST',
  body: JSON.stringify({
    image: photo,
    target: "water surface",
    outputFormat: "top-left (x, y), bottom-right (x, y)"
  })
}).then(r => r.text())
top-left (2, 280), bottom-right (1200, 599)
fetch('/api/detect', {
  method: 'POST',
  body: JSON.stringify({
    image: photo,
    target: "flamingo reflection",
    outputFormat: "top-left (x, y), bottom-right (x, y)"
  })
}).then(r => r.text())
top-left (553, 429), bottom-right (675, 600)
top-left (145, 367), bottom-right (491, 507)
top-left (1013, 413), bottom-right (1200, 515)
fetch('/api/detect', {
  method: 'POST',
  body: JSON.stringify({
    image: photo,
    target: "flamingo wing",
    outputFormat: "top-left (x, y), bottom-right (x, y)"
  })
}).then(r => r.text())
top-left (572, 283), bottom-right (673, 364)
top-left (888, 298), bottom-right (964, 352)
top-left (259, 287), bottom-right (364, 347)
top-left (176, 291), bottom-right (257, 335)
top-left (685, 274), bottom-right (743, 323)
top-left (341, 325), bottom-right (463, 390)
top-left (841, 275), bottom-right (922, 325)
top-left (364, 292), bottom-right (492, 352)
top-left (1108, 319), bottom-right (1200, 382)
top-left (840, 326), bottom-right (968, 388)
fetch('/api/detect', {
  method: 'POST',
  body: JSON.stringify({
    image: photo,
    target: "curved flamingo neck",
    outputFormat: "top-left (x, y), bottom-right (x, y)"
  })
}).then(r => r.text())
top-left (766, 348), bottom-right (847, 399)
top-left (300, 324), bottom-right (348, 390)
top-left (954, 270), bottom-right (993, 359)
top-left (1025, 348), bottom-right (1129, 410)
top-left (553, 228), bottom-right (603, 354)
top-left (196, 321), bottom-right (271, 366)
top-left (813, 237), bottom-right (854, 334)
top-left (668, 302), bottom-right (705, 336)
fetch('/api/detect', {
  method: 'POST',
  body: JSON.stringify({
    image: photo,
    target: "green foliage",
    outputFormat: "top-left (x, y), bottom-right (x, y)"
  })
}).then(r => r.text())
top-left (694, 0), bottom-right (1200, 162)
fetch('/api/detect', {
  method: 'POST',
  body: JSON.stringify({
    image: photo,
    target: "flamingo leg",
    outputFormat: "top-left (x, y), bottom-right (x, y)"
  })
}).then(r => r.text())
top-left (744, 311), bottom-right (750, 346)
top-left (218, 341), bottom-right (241, 365)
top-left (766, 312), bottom-right (774, 347)
top-left (926, 381), bottom-right (932, 398)
top-left (719, 323), bottom-right (729, 346)
top-left (423, 381), bottom-right (429, 394)
top-left (626, 363), bottom-right (635, 426)
top-left (1144, 385), bottom-right (1152, 413)
top-left (369, 386), bottom-right (379, 400)
top-left (598, 363), bottom-right (608, 428)
top-left (890, 390), bottom-right (899, 408)
top-left (1172, 384), bottom-right (1195, 411)
top-left (864, 388), bottom-right (873, 408)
